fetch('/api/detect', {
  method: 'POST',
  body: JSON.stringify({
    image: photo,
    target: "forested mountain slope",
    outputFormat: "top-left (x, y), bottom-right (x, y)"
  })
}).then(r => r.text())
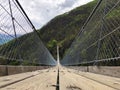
top-left (39, 0), bottom-right (97, 59)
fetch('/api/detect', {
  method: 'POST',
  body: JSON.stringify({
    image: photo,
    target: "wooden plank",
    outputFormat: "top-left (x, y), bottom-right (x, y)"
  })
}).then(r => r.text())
top-left (59, 66), bottom-right (119, 90)
top-left (66, 66), bottom-right (120, 78)
top-left (73, 70), bottom-right (120, 90)
top-left (0, 67), bottom-right (57, 90)
top-left (0, 70), bottom-right (41, 88)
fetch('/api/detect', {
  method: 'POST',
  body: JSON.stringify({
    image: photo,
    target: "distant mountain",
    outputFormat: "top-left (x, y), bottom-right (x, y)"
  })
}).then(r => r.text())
top-left (39, 0), bottom-right (97, 59)
top-left (0, 34), bottom-right (21, 45)
top-left (0, 34), bottom-right (13, 45)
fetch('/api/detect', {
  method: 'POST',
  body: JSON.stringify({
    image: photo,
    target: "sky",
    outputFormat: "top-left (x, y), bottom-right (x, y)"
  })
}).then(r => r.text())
top-left (19, 0), bottom-right (93, 29)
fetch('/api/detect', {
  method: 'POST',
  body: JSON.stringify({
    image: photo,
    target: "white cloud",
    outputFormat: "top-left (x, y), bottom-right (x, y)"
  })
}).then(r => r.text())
top-left (19, 0), bottom-right (93, 29)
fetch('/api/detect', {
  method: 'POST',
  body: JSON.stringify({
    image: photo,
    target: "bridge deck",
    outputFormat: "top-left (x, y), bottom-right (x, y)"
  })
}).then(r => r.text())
top-left (0, 66), bottom-right (120, 90)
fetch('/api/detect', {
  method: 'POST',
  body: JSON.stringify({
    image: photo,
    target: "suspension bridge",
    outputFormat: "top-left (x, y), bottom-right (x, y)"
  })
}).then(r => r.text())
top-left (0, 0), bottom-right (120, 90)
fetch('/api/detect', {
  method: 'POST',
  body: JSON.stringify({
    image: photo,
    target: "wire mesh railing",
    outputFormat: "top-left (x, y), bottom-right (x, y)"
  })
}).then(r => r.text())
top-left (0, 0), bottom-right (56, 66)
top-left (61, 0), bottom-right (120, 66)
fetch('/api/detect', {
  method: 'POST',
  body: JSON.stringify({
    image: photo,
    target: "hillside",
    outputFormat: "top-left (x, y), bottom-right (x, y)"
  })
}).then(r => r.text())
top-left (0, 0), bottom-right (97, 65)
top-left (0, 0), bottom-right (119, 66)
top-left (39, 0), bottom-right (97, 59)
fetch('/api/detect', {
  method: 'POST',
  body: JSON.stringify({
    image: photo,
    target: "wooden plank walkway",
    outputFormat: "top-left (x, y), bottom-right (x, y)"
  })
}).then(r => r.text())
top-left (0, 66), bottom-right (120, 90)
top-left (60, 66), bottom-right (120, 90)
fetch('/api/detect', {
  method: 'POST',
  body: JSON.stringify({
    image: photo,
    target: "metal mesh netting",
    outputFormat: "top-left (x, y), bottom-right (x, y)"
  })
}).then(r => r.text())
top-left (0, 0), bottom-right (56, 65)
top-left (61, 0), bottom-right (120, 65)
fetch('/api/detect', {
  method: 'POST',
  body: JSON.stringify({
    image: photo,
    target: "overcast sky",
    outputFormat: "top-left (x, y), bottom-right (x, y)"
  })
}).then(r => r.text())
top-left (19, 0), bottom-right (93, 29)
